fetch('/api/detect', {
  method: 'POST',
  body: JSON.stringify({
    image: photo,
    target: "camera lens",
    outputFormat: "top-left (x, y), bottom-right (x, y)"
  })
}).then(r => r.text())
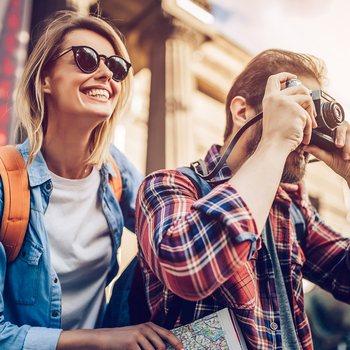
top-left (321, 102), bottom-right (345, 129)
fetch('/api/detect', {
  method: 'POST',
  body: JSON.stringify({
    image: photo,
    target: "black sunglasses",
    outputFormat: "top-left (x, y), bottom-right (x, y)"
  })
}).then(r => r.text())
top-left (51, 45), bottom-right (131, 82)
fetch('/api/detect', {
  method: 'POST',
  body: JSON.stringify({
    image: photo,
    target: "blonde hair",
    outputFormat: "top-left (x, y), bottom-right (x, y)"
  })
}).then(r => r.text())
top-left (16, 10), bottom-right (133, 168)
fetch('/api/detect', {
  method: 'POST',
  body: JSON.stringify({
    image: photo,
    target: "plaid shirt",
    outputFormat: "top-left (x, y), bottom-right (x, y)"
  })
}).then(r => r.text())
top-left (135, 145), bottom-right (350, 350)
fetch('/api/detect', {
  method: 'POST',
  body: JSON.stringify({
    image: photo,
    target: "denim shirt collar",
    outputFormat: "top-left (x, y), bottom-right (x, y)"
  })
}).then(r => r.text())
top-left (17, 139), bottom-right (51, 188)
top-left (16, 139), bottom-right (116, 188)
top-left (100, 153), bottom-right (118, 190)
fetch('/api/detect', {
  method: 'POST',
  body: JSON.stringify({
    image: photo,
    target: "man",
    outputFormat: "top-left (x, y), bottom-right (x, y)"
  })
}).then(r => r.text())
top-left (135, 49), bottom-right (350, 349)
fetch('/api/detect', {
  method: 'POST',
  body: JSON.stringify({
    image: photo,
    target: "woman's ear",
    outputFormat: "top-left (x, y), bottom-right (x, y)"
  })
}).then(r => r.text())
top-left (42, 74), bottom-right (52, 95)
top-left (229, 96), bottom-right (250, 130)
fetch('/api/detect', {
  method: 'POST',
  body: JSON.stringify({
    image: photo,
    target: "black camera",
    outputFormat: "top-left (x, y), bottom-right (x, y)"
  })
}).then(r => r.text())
top-left (286, 79), bottom-right (345, 152)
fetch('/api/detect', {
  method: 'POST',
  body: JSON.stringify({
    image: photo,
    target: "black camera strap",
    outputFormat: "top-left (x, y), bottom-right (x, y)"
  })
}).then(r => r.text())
top-left (191, 112), bottom-right (263, 180)
top-left (191, 110), bottom-right (322, 179)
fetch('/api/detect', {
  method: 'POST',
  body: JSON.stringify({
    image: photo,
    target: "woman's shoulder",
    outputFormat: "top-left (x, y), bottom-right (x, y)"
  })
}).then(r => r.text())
top-left (108, 145), bottom-right (144, 184)
top-left (109, 145), bottom-right (132, 171)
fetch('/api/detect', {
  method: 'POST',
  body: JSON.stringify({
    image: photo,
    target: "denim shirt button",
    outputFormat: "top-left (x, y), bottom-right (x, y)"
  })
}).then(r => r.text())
top-left (46, 184), bottom-right (52, 190)
top-left (54, 278), bottom-right (58, 283)
top-left (52, 311), bottom-right (58, 317)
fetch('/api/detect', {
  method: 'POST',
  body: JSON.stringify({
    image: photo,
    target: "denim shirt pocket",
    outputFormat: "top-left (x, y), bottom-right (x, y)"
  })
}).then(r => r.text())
top-left (7, 237), bottom-right (43, 305)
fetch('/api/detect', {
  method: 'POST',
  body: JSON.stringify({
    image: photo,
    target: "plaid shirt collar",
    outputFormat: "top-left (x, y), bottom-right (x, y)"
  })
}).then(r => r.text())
top-left (201, 144), bottom-right (299, 205)
top-left (200, 144), bottom-right (234, 183)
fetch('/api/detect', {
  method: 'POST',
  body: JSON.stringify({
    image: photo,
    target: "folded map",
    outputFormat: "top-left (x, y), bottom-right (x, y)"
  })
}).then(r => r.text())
top-left (166, 307), bottom-right (248, 350)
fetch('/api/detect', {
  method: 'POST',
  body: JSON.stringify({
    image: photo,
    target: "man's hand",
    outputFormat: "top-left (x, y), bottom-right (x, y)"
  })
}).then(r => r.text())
top-left (303, 121), bottom-right (350, 187)
top-left (262, 72), bottom-right (317, 153)
top-left (57, 322), bottom-right (184, 350)
top-left (228, 72), bottom-right (317, 233)
top-left (280, 181), bottom-right (310, 208)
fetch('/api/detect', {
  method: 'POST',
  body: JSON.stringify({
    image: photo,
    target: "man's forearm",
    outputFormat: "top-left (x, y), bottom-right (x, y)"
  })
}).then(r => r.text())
top-left (229, 139), bottom-right (289, 233)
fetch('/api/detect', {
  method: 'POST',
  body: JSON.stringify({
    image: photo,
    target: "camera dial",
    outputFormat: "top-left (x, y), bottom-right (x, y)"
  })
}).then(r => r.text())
top-left (285, 79), bottom-right (302, 88)
top-left (321, 102), bottom-right (344, 129)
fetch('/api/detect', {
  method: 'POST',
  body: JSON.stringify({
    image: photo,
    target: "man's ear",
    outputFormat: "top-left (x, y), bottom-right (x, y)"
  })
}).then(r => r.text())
top-left (229, 96), bottom-right (250, 130)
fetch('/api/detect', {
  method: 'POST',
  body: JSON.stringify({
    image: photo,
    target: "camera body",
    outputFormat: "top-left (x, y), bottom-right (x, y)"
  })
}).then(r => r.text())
top-left (285, 79), bottom-right (345, 152)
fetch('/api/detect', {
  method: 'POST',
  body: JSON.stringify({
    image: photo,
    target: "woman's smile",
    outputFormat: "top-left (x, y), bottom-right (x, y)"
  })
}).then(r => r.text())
top-left (43, 29), bottom-right (121, 125)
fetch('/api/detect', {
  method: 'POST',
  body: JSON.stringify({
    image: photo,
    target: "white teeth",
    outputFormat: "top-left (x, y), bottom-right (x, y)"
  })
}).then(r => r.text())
top-left (85, 89), bottom-right (110, 99)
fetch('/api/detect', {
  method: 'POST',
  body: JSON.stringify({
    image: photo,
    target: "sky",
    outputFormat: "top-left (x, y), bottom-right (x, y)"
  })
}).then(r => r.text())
top-left (210, 0), bottom-right (350, 120)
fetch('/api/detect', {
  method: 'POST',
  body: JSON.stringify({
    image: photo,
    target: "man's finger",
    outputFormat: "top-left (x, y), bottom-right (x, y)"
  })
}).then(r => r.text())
top-left (280, 183), bottom-right (299, 192)
top-left (302, 112), bottom-right (313, 145)
top-left (264, 72), bottom-right (297, 94)
top-left (283, 81), bottom-right (317, 129)
top-left (334, 122), bottom-right (347, 148)
top-left (342, 128), bottom-right (350, 160)
top-left (288, 94), bottom-right (317, 129)
top-left (303, 144), bottom-right (333, 166)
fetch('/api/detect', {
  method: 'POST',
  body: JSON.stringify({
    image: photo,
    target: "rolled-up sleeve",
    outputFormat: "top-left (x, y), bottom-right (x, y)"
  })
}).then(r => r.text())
top-left (23, 327), bottom-right (62, 350)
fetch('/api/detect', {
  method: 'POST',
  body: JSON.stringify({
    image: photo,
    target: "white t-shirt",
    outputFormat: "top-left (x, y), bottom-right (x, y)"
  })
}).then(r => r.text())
top-left (45, 167), bottom-right (112, 330)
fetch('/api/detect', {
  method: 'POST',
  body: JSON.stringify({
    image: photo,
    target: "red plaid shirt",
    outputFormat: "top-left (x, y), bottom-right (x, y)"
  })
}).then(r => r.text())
top-left (135, 145), bottom-right (350, 350)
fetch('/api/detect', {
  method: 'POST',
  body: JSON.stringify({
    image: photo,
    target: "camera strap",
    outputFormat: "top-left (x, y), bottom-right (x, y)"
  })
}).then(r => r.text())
top-left (191, 112), bottom-right (263, 180)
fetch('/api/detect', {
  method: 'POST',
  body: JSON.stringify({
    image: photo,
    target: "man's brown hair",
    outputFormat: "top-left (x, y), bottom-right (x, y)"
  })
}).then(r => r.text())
top-left (224, 49), bottom-right (327, 141)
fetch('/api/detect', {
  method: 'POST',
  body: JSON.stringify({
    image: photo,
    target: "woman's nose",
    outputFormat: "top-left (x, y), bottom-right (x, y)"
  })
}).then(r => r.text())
top-left (94, 58), bottom-right (113, 81)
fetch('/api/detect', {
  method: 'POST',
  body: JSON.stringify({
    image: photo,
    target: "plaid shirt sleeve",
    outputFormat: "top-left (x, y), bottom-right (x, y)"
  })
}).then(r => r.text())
top-left (302, 204), bottom-right (350, 300)
top-left (135, 169), bottom-right (260, 301)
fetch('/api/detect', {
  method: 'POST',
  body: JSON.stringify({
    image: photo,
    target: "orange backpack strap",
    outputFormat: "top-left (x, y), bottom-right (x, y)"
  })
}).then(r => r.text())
top-left (0, 145), bottom-right (30, 263)
top-left (108, 154), bottom-right (122, 202)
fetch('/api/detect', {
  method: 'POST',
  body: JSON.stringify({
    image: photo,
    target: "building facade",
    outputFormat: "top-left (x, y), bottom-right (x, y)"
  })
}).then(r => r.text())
top-left (1, 0), bottom-right (350, 272)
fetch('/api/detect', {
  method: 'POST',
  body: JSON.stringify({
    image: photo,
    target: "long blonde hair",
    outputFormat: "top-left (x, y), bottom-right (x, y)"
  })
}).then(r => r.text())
top-left (16, 10), bottom-right (133, 168)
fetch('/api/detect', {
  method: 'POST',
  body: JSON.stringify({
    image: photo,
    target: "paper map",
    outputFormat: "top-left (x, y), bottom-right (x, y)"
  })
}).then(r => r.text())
top-left (166, 308), bottom-right (248, 350)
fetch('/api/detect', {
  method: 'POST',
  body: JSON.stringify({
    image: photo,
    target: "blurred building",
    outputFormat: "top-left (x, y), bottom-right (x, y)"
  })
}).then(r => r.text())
top-left (0, 0), bottom-right (32, 146)
top-left (1, 0), bottom-right (350, 278)
top-left (2, 0), bottom-right (350, 346)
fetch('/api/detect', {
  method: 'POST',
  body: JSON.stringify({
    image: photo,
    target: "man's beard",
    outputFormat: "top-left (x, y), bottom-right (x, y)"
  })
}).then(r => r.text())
top-left (280, 149), bottom-right (309, 183)
top-left (245, 120), bottom-right (309, 184)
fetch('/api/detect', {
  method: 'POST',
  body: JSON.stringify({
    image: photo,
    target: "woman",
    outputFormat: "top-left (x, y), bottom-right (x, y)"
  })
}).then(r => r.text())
top-left (0, 10), bottom-right (183, 350)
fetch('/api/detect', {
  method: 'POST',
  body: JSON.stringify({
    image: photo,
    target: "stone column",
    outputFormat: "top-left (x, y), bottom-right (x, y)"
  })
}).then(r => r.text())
top-left (142, 12), bottom-right (202, 174)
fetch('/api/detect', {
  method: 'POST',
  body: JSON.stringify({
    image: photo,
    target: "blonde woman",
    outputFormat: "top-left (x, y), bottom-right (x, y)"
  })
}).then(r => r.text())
top-left (0, 10), bottom-right (183, 350)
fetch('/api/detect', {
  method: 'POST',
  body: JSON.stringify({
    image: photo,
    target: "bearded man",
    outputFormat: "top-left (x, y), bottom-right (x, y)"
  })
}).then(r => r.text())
top-left (135, 49), bottom-right (350, 350)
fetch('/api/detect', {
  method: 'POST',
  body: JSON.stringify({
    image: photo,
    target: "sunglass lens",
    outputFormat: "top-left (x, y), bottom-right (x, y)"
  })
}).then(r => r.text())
top-left (76, 47), bottom-right (99, 73)
top-left (107, 57), bottom-right (129, 82)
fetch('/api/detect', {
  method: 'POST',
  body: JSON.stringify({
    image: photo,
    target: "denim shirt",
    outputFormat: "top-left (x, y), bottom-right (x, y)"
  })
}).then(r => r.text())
top-left (0, 139), bottom-right (143, 350)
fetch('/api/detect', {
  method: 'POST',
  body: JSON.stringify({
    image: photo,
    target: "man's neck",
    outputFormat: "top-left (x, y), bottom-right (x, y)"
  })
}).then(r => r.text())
top-left (219, 135), bottom-right (249, 176)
